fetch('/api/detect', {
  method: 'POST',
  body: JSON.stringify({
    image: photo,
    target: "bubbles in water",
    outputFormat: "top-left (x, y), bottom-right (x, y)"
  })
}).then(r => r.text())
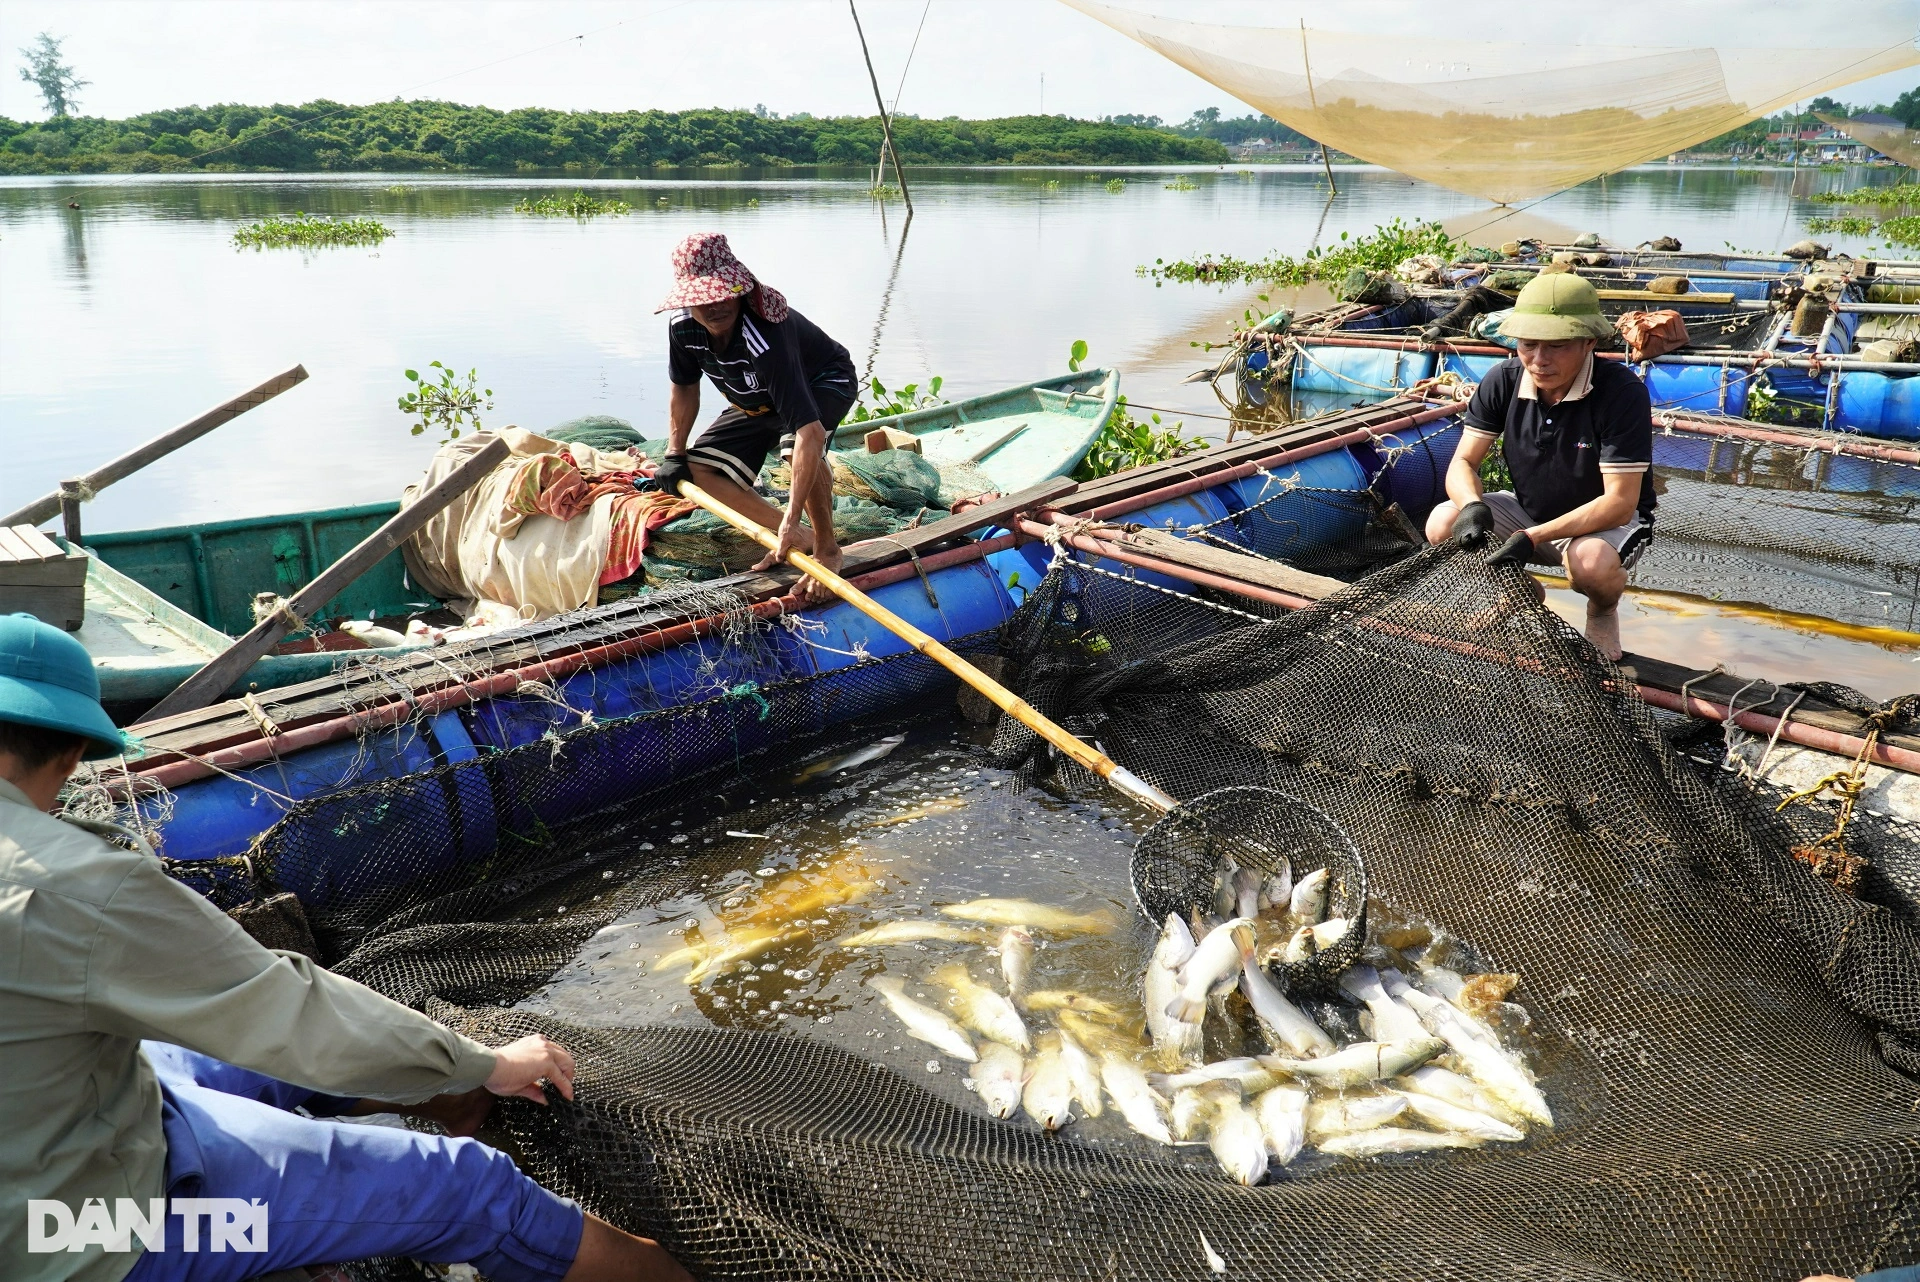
top-left (926, 1060), bottom-right (942, 1073)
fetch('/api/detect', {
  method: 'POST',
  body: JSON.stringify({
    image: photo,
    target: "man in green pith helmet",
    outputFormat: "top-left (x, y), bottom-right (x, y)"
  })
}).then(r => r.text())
top-left (1425, 273), bottom-right (1654, 661)
top-left (0, 611), bottom-right (691, 1281)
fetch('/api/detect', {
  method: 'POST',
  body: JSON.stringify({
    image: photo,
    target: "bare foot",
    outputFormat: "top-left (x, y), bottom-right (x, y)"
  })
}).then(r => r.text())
top-left (1584, 607), bottom-right (1622, 661)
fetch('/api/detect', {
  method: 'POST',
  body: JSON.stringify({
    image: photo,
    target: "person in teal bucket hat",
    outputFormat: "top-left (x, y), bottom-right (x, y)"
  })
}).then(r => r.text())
top-left (0, 612), bottom-right (689, 1282)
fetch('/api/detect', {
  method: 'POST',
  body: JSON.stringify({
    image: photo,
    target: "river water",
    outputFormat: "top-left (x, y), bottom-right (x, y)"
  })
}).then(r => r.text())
top-left (1, 162), bottom-right (1913, 692)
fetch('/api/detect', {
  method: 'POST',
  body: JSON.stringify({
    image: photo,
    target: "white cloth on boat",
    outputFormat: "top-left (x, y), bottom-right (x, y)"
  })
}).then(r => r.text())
top-left (399, 428), bottom-right (646, 622)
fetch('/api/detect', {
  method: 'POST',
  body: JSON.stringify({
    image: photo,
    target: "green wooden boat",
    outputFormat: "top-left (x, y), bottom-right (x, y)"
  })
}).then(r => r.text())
top-left (72, 368), bottom-right (1118, 716)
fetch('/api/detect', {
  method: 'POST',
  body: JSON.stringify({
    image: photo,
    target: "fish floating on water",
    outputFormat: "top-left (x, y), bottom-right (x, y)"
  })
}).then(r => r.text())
top-left (1164, 918), bottom-right (1253, 1023)
top-left (940, 897), bottom-right (1117, 935)
top-left (1101, 1052), bottom-right (1173, 1145)
top-left (789, 733), bottom-right (905, 783)
top-left (1145, 914), bottom-right (1203, 1066)
top-left (868, 975), bottom-right (977, 1063)
top-left (1022, 1031), bottom-right (1078, 1130)
top-left (998, 926), bottom-right (1034, 999)
top-left (837, 921), bottom-right (990, 949)
top-left (968, 1043), bottom-right (1027, 1119)
top-left (931, 963), bottom-right (1031, 1052)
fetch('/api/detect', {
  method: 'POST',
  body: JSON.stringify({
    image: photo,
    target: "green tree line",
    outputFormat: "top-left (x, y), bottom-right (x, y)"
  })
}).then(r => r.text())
top-left (1694, 92), bottom-right (1920, 155)
top-left (0, 99), bottom-right (1229, 173)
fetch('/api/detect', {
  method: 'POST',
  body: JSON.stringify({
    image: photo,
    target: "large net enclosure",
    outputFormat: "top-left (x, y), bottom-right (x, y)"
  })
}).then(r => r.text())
top-left (1063, 0), bottom-right (1920, 204)
top-left (221, 542), bottom-right (1920, 1281)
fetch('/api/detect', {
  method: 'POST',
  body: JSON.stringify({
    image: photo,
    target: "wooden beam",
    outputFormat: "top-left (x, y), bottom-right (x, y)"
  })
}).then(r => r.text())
top-left (3, 365), bottom-right (309, 528)
top-left (135, 435), bottom-right (510, 723)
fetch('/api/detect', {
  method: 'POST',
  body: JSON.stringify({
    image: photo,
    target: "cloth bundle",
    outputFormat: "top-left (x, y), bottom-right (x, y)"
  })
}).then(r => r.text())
top-left (1615, 309), bottom-right (1691, 362)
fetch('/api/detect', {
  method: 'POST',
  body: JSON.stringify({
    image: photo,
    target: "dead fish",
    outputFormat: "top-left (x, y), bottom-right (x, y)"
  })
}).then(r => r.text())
top-left (737, 865), bottom-right (879, 930)
top-left (968, 1042), bottom-right (1027, 1120)
top-left (1318, 1126), bottom-right (1484, 1158)
top-left (1145, 914), bottom-right (1204, 1066)
top-left (686, 925), bottom-right (802, 982)
top-left (865, 796), bottom-right (968, 827)
top-left (1396, 1065), bottom-right (1523, 1128)
top-left (931, 963), bottom-right (1031, 1051)
top-left (1023, 990), bottom-right (1130, 1023)
top-left (1100, 1052), bottom-right (1173, 1145)
top-left (1232, 866), bottom-right (1263, 919)
top-left (1288, 866), bottom-right (1329, 924)
top-left (1166, 918), bottom-right (1254, 1023)
top-left (868, 975), bottom-right (977, 1062)
top-left (1392, 984), bottom-right (1552, 1128)
top-left (1338, 965), bottom-right (1430, 1046)
top-left (1152, 1057), bottom-right (1280, 1095)
top-left (1056, 1008), bottom-right (1135, 1056)
top-left (1199, 1230), bottom-right (1227, 1274)
top-left (1304, 1093), bottom-right (1408, 1142)
top-left (1205, 1087), bottom-right (1270, 1185)
top-left (998, 925), bottom-right (1034, 999)
top-left (1390, 1089), bottom-right (1526, 1143)
top-left (836, 921), bottom-right (990, 948)
top-left (1056, 1024), bottom-right (1104, 1119)
top-left (1022, 1032), bottom-right (1077, 1130)
top-left (1255, 1084), bottom-right (1308, 1164)
top-left (790, 733), bottom-right (905, 783)
top-left (939, 898), bottom-right (1116, 935)
top-left (1169, 1085), bottom-right (1210, 1141)
top-left (1257, 862), bottom-right (1294, 913)
top-left (1264, 1038), bottom-right (1446, 1088)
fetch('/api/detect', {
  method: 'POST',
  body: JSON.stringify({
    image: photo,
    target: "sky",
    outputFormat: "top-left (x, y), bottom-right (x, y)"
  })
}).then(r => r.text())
top-left (0, 0), bottom-right (1915, 125)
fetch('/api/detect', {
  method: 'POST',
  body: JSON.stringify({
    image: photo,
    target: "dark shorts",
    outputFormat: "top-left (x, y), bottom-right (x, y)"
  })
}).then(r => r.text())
top-left (688, 383), bottom-right (856, 490)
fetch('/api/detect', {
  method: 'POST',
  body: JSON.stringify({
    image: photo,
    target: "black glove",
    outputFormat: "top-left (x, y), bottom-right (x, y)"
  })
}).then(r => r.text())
top-left (1450, 500), bottom-right (1495, 548)
top-left (1486, 530), bottom-right (1536, 568)
top-left (647, 453), bottom-right (693, 496)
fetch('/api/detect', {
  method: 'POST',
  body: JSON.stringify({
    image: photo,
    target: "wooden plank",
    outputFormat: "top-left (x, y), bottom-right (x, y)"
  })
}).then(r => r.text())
top-left (1618, 652), bottom-right (1920, 755)
top-left (1113, 527), bottom-right (1349, 599)
top-left (136, 435), bottom-right (511, 723)
top-left (0, 526), bottom-right (43, 564)
top-left (1595, 289), bottom-right (1738, 304)
top-left (2, 366), bottom-right (309, 528)
top-left (14, 525), bottom-right (66, 560)
top-left (0, 582), bottom-right (85, 631)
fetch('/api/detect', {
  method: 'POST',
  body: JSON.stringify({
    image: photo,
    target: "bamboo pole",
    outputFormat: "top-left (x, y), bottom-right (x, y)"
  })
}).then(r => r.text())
top-left (850, 1), bottom-right (913, 217)
top-left (1300, 21), bottom-right (1336, 197)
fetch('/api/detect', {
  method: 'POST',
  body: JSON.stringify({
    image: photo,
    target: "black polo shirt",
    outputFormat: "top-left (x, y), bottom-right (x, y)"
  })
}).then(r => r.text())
top-left (1462, 355), bottom-right (1656, 523)
top-left (667, 306), bottom-right (857, 430)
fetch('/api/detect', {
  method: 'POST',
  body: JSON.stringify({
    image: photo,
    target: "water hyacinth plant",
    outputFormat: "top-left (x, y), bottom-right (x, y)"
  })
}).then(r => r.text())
top-left (1810, 183), bottom-right (1920, 206)
top-left (848, 375), bottom-right (946, 424)
top-left (1065, 340), bottom-right (1208, 480)
top-left (399, 361), bottom-right (493, 442)
top-left (232, 211), bottom-right (392, 248)
top-left (1142, 217), bottom-right (1456, 286)
top-left (514, 190), bottom-right (632, 217)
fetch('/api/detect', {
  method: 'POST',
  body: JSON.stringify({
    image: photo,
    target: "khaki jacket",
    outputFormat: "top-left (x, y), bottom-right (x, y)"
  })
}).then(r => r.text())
top-left (0, 778), bottom-right (498, 1282)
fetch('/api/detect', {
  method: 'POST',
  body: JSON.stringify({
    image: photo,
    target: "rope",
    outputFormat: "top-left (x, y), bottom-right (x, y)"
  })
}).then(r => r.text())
top-left (1753, 689), bottom-right (1808, 778)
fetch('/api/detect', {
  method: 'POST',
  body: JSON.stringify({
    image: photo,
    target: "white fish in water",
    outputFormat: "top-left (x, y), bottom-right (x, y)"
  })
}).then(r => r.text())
top-left (1232, 866), bottom-right (1263, 919)
top-left (1056, 1025), bottom-right (1104, 1119)
top-left (1239, 941), bottom-right (1336, 1058)
top-left (1211, 864), bottom-right (1238, 920)
top-left (837, 921), bottom-right (990, 949)
top-left (1318, 1127), bottom-right (1484, 1158)
top-left (1254, 1085), bottom-right (1309, 1164)
top-left (1056, 1010), bottom-right (1133, 1059)
top-left (1199, 1230), bottom-right (1227, 1275)
top-left (1100, 1052), bottom-right (1173, 1145)
top-left (968, 1043), bottom-right (1027, 1120)
top-left (1339, 965), bottom-right (1430, 1046)
top-left (1288, 866), bottom-right (1329, 923)
top-left (1152, 1057), bottom-right (1279, 1095)
top-left (1257, 863), bottom-right (1294, 912)
top-left (1023, 990), bottom-right (1130, 1024)
top-left (791, 733), bottom-right (905, 782)
top-left (1166, 918), bottom-right (1254, 1023)
top-left (931, 964), bottom-right (1031, 1052)
top-left (865, 797), bottom-right (969, 827)
top-left (1395, 986), bottom-right (1552, 1127)
top-left (998, 926), bottom-right (1034, 999)
top-left (1390, 971), bottom-right (1505, 1051)
top-left (1206, 1089), bottom-right (1270, 1186)
top-left (1280, 917), bottom-right (1350, 964)
top-left (685, 927), bottom-right (800, 983)
top-left (1390, 1090), bottom-right (1526, 1143)
top-left (1304, 1093), bottom-right (1408, 1142)
top-left (1397, 1065), bottom-right (1523, 1127)
top-left (1265, 1037), bottom-right (1446, 1088)
top-left (1418, 962), bottom-right (1522, 1021)
top-left (940, 898), bottom-right (1116, 935)
top-left (868, 976), bottom-right (978, 1063)
top-left (1022, 1032), bottom-right (1077, 1130)
top-left (1169, 1086), bottom-right (1211, 1142)
top-left (1145, 914), bottom-right (1204, 1066)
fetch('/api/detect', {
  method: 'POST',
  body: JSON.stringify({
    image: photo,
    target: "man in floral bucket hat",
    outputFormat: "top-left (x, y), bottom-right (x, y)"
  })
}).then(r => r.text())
top-left (653, 232), bottom-right (859, 599)
top-left (1424, 273), bottom-right (1656, 661)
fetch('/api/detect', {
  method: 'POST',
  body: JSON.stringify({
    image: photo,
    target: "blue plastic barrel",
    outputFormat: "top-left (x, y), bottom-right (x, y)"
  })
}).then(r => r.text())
top-left (1081, 490), bottom-right (1247, 593)
top-left (1219, 448), bottom-right (1371, 562)
top-left (1291, 346), bottom-right (1436, 396)
top-left (1439, 353), bottom-right (1506, 383)
top-left (1834, 372), bottom-right (1920, 440)
top-left (1356, 417), bottom-right (1464, 525)
top-left (1637, 362), bottom-right (1753, 418)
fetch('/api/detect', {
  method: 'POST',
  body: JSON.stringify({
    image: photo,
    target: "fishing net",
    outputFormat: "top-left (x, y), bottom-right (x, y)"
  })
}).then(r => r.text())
top-left (1064, 0), bottom-right (1920, 203)
top-left (1817, 113), bottom-right (1920, 171)
top-left (209, 529), bottom-right (1920, 1280)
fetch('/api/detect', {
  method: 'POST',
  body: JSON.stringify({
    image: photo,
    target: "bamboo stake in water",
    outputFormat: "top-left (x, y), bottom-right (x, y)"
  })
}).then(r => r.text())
top-left (678, 481), bottom-right (1176, 812)
top-left (850, 0), bottom-right (913, 218)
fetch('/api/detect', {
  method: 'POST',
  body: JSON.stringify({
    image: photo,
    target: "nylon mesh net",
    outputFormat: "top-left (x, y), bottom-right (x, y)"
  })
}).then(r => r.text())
top-left (1818, 112), bottom-right (1920, 171)
top-left (1064, 0), bottom-right (1920, 204)
top-left (216, 536), bottom-right (1920, 1280)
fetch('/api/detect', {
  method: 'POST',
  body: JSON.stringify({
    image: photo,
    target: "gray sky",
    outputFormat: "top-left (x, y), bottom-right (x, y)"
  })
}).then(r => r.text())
top-left (1, 1), bottom-right (1914, 125)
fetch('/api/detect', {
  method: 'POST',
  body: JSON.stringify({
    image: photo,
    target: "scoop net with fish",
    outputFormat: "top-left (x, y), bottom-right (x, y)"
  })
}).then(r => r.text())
top-left (194, 533), bottom-right (1920, 1279)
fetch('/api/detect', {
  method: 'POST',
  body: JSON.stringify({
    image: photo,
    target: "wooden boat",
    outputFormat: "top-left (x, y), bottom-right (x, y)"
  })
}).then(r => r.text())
top-left (74, 368), bottom-right (1119, 718)
top-left (1244, 244), bottom-right (1920, 438)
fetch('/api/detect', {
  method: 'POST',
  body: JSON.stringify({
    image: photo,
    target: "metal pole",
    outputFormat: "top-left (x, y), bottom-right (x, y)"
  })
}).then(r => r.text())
top-left (850, 1), bottom-right (913, 218)
top-left (1300, 20), bottom-right (1336, 196)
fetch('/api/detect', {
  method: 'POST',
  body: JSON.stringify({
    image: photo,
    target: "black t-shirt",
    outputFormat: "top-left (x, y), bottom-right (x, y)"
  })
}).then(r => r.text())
top-left (667, 306), bottom-right (857, 430)
top-left (1462, 356), bottom-right (1656, 523)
